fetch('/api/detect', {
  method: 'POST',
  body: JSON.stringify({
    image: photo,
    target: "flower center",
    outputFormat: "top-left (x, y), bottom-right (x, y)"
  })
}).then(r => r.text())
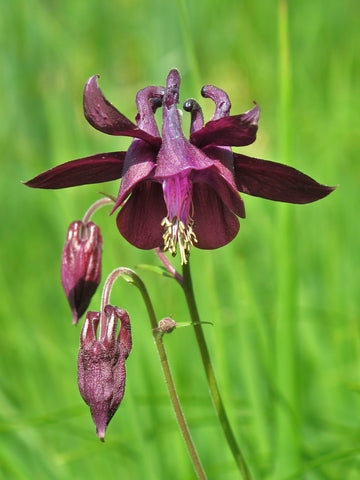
top-left (161, 175), bottom-right (197, 264)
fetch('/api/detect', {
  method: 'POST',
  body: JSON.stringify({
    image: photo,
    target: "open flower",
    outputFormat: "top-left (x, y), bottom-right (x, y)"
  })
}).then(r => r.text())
top-left (25, 69), bottom-right (335, 263)
top-left (78, 305), bottom-right (132, 441)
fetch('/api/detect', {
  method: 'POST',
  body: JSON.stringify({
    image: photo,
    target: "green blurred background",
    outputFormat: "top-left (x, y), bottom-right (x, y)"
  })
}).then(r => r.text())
top-left (1, 0), bottom-right (359, 478)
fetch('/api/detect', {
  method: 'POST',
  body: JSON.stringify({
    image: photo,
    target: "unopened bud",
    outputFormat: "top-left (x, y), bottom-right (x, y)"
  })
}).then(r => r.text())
top-left (77, 305), bottom-right (132, 441)
top-left (157, 317), bottom-right (177, 334)
top-left (61, 221), bottom-right (102, 324)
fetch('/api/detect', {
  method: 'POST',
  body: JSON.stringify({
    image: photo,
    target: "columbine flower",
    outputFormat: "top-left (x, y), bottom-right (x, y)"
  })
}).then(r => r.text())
top-left (61, 220), bottom-right (102, 325)
top-left (25, 69), bottom-right (335, 263)
top-left (78, 305), bottom-right (132, 441)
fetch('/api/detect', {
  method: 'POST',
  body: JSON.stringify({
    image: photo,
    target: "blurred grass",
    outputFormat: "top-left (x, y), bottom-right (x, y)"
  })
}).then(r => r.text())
top-left (1, 0), bottom-right (359, 478)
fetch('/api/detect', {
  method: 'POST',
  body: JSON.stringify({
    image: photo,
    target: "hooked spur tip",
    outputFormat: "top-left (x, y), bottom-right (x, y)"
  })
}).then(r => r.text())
top-left (183, 98), bottom-right (201, 112)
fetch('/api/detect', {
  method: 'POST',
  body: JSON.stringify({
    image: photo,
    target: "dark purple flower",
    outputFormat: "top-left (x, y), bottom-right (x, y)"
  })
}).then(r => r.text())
top-left (61, 220), bottom-right (102, 324)
top-left (25, 69), bottom-right (335, 263)
top-left (78, 305), bottom-right (132, 441)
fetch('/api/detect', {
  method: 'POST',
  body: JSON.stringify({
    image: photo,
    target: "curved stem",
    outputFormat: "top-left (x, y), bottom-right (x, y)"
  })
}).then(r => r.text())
top-left (182, 262), bottom-right (252, 480)
top-left (99, 267), bottom-right (130, 338)
top-left (82, 197), bottom-right (114, 224)
top-left (101, 267), bottom-right (207, 480)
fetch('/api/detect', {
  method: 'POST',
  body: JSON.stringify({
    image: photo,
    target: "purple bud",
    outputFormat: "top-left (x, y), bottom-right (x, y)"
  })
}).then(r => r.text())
top-left (61, 221), bottom-right (102, 324)
top-left (77, 305), bottom-right (132, 441)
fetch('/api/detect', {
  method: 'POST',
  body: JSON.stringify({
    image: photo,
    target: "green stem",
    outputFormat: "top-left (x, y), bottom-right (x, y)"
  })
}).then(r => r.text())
top-left (274, 0), bottom-right (300, 477)
top-left (182, 262), bottom-right (253, 480)
top-left (118, 269), bottom-right (207, 480)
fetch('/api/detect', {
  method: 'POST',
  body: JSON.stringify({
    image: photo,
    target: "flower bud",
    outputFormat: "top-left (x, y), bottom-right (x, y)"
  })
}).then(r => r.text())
top-left (157, 317), bottom-right (177, 334)
top-left (61, 221), bottom-right (102, 324)
top-left (77, 305), bottom-right (132, 441)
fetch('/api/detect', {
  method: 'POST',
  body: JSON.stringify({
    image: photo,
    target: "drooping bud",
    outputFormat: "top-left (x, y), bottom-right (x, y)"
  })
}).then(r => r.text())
top-left (77, 305), bottom-right (132, 441)
top-left (61, 221), bottom-right (102, 324)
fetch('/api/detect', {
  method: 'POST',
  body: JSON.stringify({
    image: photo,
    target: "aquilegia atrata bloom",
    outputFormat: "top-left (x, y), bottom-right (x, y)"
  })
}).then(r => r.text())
top-left (25, 69), bottom-right (335, 263)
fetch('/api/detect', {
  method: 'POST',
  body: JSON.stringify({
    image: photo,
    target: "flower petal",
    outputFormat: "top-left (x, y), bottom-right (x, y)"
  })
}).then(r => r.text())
top-left (112, 86), bottom-right (163, 211)
top-left (192, 183), bottom-right (240, 249)
top-left (233, 153), bottom-right (336, 203)
top-left (156, 70), bottom-right (211, 177)
top-left (116, 181), bottom-right (166, 249)
top-left (201, 84), bottom-right (231, 120)
top-left (84, 75), bottom-right (161, 147)
top-left (190, 103), bottom-right (260, 148)
top-left (135, 86), bottom-right (164, 137)
top-left (112, 140), bottom-right (157, 210)
top-left (187, 163), bottom-right (244, 223)
top-left (24, 152), bottom-right (125, 189)
top-left (80, 312), bottom-right (100, 347)
top-left (183, 98), bottom-right (204, 134)
top-left (198, 146), bottom-right (245, 218)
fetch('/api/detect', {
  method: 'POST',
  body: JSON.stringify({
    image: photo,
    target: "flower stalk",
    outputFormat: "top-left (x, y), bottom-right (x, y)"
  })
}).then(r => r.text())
top-left (101, 267), bottom-right (207, 479)
top-left (81, 197), bottom-right (114, 225)
top-left (154, 247), bottom-right (184, 285)
top-left (182, 262), bottom-right (253, 480)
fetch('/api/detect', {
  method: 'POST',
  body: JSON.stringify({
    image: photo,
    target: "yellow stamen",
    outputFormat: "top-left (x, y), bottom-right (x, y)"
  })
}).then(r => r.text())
top-left (161, 216), bottom-right (197, 265)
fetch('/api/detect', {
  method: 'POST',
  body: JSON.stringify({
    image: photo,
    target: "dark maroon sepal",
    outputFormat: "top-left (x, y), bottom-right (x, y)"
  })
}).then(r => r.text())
top-left (24, 152), bottom-right (125, 189)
